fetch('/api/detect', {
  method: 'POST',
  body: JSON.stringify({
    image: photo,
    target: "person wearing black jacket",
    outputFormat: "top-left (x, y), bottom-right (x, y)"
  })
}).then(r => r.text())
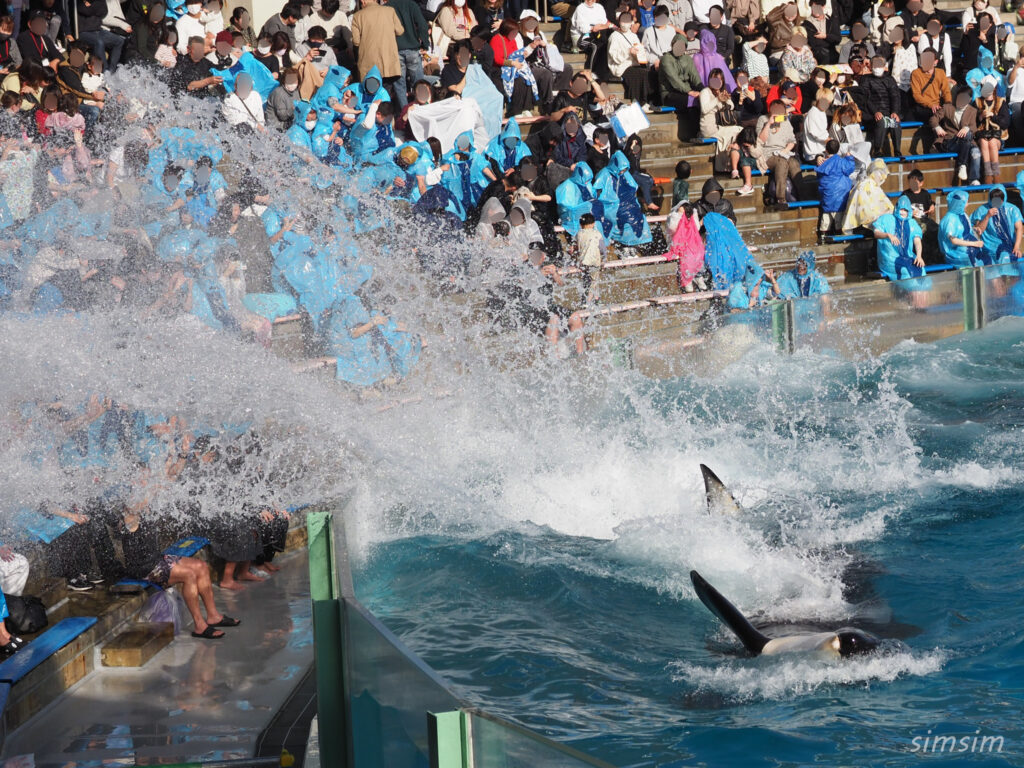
top-left (16, 10), bottom-right (61, 72)
top-left (853, 55), bottom-right (902, 156)
top-left (126, 1), bottom-right (168, 65)
top-left (803, 0), bottom-right (841, 64)
top-left (694, 176), bottom-right (735, 221)
top-left (76, 0), bottom-right (126, 71)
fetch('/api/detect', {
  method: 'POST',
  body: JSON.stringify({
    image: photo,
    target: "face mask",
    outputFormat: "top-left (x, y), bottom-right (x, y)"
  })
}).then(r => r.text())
top-left (454, 0), bottom-right (465, 6)
top-left (274, 48), bottom-right (286, 56)
top-left (305, 118), bottom-right (317, 130)
top-left (258, 44), bottom-right (271, 54)
top-left (872, 67), bottom-right (885, 77)
top-left (285, 82), bottom-right (298, 92)
top-left (365, 78), bottom-right (379, 94)
top-left (187, 3), bottom-right (201, 12)
top-left (619, 16), bottom-right (632, 27)
top-left (654, 14), bottom-right (668, 24)
top-left (709, 77), bottom-right (722, 89)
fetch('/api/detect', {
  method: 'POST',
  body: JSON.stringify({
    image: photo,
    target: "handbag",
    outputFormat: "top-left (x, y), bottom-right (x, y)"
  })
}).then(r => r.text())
top-left (5, 595), bottom-right (48, 635)
top-left (716, 103), bottom-right (738, 127)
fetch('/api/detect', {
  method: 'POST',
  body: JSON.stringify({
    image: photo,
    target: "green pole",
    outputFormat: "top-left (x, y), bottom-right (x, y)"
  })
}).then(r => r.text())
top-left (428, 711), bottom-right (470, 768)
top-left (307, 512), bottom-right (348, 768)
top-left (961, 266), bottom-right (986, 332)
top-left (771, 300), bottom-right (795, 354)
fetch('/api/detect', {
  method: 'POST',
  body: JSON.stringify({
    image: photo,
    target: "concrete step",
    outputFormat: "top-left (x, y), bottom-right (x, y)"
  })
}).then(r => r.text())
top-left (101, 622), bottom-right (175, 668)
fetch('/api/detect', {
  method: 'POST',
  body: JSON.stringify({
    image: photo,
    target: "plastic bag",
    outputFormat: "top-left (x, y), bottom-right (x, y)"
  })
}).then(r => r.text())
top-left (138, 587), bottom-right (189, 635)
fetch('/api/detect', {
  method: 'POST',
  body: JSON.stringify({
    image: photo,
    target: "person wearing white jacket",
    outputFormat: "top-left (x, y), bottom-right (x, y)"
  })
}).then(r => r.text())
top-left (802, 87), bottom-right (832, 161)
top-left (222, 73), bottom-right (266, 130)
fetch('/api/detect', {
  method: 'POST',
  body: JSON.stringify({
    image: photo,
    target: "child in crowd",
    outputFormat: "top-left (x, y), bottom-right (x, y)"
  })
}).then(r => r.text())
top-left (672, 160), bottom-right (690, 206)
top-left (573, 212), bottom-right (606, 303)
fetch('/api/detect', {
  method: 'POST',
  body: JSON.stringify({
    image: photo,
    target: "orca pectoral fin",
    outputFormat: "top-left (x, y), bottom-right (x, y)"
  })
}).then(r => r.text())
top-left (700, 464), bottom-right (741, 516)
top-left (690, 570), bottom-right (770, 655)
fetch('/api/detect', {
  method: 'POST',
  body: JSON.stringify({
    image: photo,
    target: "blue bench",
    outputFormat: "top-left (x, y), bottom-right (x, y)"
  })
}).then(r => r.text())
top-left (830, 234), bottom-right (865, 242)
top-left (0, 617), bottom-right (97, 684)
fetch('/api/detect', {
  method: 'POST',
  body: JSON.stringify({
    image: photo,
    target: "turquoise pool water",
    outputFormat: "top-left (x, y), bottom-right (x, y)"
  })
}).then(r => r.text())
top-left (355, 317), bottom-right (1024, 767)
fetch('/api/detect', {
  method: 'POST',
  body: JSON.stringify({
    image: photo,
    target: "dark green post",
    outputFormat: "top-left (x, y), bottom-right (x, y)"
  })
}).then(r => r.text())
top-left (307, 512), bottom-right (348, 768)
top-left (771, 300), bottom-right (795, 354)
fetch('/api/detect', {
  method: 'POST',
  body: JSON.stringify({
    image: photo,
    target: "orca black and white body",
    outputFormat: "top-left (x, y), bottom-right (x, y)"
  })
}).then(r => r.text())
top-left (700, 464), bottom-right (741, 516)
top-left (689, 570), bottom-right (880, 658)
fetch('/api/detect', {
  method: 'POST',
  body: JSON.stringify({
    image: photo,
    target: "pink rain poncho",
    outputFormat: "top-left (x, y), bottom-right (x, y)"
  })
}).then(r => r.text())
top-left (693, 30), bottom-right (736, 92)
top-left (664, 209), bottom-right (706, 290)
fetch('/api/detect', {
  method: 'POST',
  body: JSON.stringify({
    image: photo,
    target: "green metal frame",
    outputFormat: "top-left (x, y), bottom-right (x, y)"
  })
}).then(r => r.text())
top-left (428, 711), bottom-right (471, 768)
top-left (307, 511), bottom-right (349, 768)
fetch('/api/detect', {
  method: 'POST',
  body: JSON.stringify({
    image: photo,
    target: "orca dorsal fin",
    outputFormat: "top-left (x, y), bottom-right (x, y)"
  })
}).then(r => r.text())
top-left (690, 570), bottom-right (770, 655)
top-left (700, 464), bottom-right (741, 516)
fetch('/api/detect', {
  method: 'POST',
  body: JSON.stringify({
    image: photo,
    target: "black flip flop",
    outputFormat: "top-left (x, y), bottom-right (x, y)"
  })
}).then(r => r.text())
top-left (210, 616), bottom-right (241, 628)
top-left (191, 626), bottom-right (225, 640)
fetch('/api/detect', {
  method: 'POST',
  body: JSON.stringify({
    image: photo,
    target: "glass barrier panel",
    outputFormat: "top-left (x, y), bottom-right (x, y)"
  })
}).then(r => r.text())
top-left (981, 262), bottom-right (1024, 325)
top-left (467, 710), bottom-right (616, 768)
top-left (344, 598), bottom-right (463, 768)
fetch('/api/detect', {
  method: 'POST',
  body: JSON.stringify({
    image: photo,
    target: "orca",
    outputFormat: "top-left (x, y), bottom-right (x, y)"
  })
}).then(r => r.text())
top-left (700, 464), bottom-right (741, 516)
top-left (689, 570), bottom-right (880, 657)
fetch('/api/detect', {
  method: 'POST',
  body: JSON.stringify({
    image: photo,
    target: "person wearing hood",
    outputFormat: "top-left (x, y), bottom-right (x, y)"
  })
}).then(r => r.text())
top-left (693, 28), bottom-right (735, 92)
top-left (965, 46), bottom-right (1005, 101)
top-left (441, 130), bottom-right (492, 218)
top-left (939, 189), bottom-right (986, 267)
top-left (486, 117), bottom-right (532, 175)
top-left (516, 155), bottom-right (558, 232)
top-left (969, 183), bottom-right (1023, 263)
top-left (286, 100), bottom-right (319, 153)
top-left (556, 161), bottom-right (612, 237)
top-left (222, 72), bottom-right (266, 131)
top-left (525, 118), bottom-right (562, 165)
top-left (728, 263), bottom-right (780, 309)
top-left (777, 250), bottom-right (830, 297)
top-left (658, 33), bottom-right (702, 124)
top-left (815, 139), bottom-right (856, 236)
top-left (548, 112), bottom-right (586, 188)
top-left (507, 198), bottom-right (543, 254)
top-left (694, 176), bottom-right (734, 221)
top-left (476, 196), bottom-right (508, 240)
top-left (872, 195), bottom-right (926, 280)
top-left (842, 157), bottom-right (893, 231)
top-left (346, 65), bottom-right (392, 109)
top-left (593, 150), bottom-right (652, 246)
top-left (973, 80), bottom-right (1009, 184)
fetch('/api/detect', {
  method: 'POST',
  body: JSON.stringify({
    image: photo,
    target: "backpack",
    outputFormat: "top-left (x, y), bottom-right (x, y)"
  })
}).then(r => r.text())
top-left (5, 595), bottom-right (48, 635)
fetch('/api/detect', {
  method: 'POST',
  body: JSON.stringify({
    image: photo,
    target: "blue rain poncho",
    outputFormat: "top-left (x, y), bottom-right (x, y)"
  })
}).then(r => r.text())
top-left (182, 167), bottom-right (227, 228)
top-left (593, 151), bottom-right (652, 245)
top-left (873, 195), bottom-right (925, 280)
top-left (555, 162), bottom-right (611, 237)
top-left (969, 183), bottom-right (1023, 264)
top-left (703, 211), bottom-right (760, 289)
top-left (777, 251), bottom-right (831, 298)
top-left (347, 102), bottom-right (397, 165)
top-left (343, 65), bottom-right (391, 109)
top-left (965, 47), bottom-right (1007, 100)
top-left (214, 52), bottom-right (278, 102)
top-left (485, 118), bottom-right (532, 174)
top-left (311, 65), bottom-right (353, 113)
top-left (463, 63), bottom-right (503, 144)
top-left (440, 130), bottom-right (492, 217)
top-left (287, 100), bottom-right (316, 152)
top-left (940, 189), bottom-right (984, 268)
top-left (727, 263), bottom-right (774, 309)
